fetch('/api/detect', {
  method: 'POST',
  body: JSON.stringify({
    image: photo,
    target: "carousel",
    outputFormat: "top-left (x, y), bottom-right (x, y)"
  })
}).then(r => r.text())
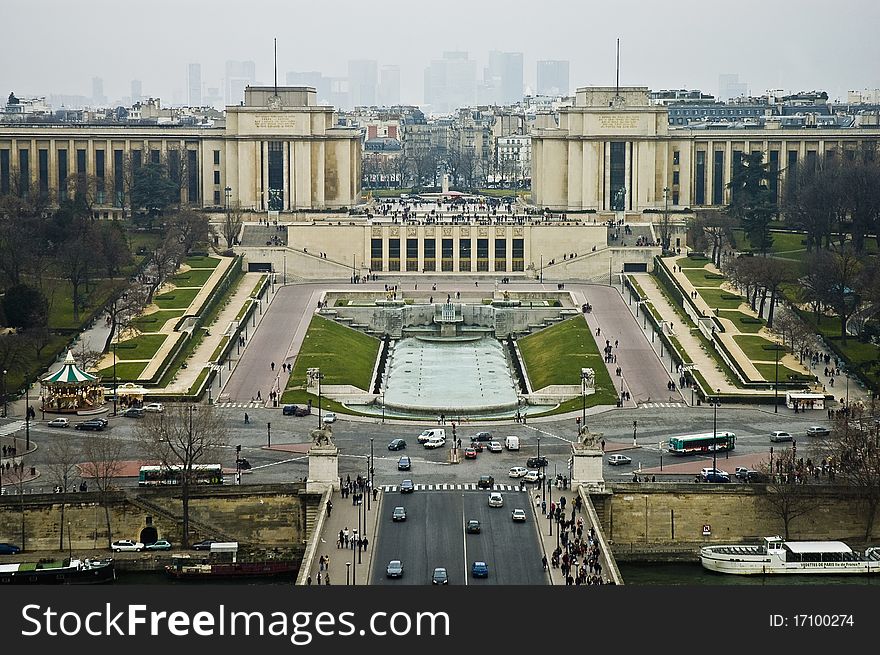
top-left (41, 350), bottom-right (106, 414)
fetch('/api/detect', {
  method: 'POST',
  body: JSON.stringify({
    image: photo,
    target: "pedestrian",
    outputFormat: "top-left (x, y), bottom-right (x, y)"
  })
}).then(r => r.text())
top-left (271, 362), bottom-right (275, 371)
top-left (307, 575), bottom-right (312, 586)
top-left (542, 555), bottom-right (548, 571)
top-left (327, 500), bottom-right (333, 516)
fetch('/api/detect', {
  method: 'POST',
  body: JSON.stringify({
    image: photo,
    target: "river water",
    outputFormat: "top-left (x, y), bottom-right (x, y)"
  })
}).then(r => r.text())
top-left (619, 562), bottom-right (880, 586)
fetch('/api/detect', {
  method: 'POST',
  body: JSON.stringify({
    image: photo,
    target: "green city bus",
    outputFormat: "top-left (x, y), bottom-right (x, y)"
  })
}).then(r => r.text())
top-left (666, 432), bottom-right (736, 455)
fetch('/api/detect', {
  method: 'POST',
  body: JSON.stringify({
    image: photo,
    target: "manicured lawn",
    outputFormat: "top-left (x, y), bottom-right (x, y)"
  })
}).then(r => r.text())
top-left (113, 334), bottom-right (168, 360)
top-left (716, 310), bottom-right (766, 334)
top-left (277, 389), bottom-right (373, 417)
top-left (517, 314), bottom-right (617, 405)
top-left (754, 363), bottom-right (815, 383)
top-left (676, 255), bottom-right (711, 269)
top-left (154, 287), bottom-right (201, 310)
top-left (188, 367), bottom-right (211, 395)
top-left (131, 309), bottom-right (185, 333)
top-left (681, 268), bottom-right (725, 288)
top-left (186, 255), bottom-right (221, 269)
top-left (733, 335), bottom-right (785, 361)
top-left (732, 228), bottom-right (808, 255)
top-left (798, 311), bottom-right (880, 391)
top-left (698, 288), bottom-right (746, 310)
top-left (286, 315), bottom-right (380, 391)
top-left (94, 361), bottom-right (148, 381)
top-left (171, 268), bottom-right (215, 287)
top-left (48, 278), bottom-right (127, 329)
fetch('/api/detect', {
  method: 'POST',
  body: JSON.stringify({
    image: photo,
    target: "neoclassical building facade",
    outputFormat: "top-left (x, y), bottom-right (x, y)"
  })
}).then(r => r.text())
top-left (532, 86), bottom-right (880, 212)
top-left (0, 87), bottom-right (361, 212)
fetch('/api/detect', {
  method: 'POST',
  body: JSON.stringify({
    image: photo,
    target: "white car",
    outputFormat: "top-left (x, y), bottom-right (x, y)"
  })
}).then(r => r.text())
top-left (47, 418), bottom-right (70, 428)
top-left (700, 467), bottom-right (728, 480)
top-left (508, 466), bottom-right (528, 478)
top-left (111, 539), bottom-right (144, 552)
top-left (607, 454), bottom-right (632, 466)
top-left (805, 426), bottom-right (830, 437)
top-left (770, 430), bottom-right (793, 442)
top-left (488, 492), bottom-right (504, 507)
top-left (322, 412), bottom-right (337, 424)
top-left (143, 403), bottom-right (164, 413)
top-left (511, 508), bottom-right (527, 522)
top-left (423, 436), bottom-right (446, 449)
top-left (523, 470), bottom-right (542, 483)
top-left (487, 441), bottom-right (503, 453)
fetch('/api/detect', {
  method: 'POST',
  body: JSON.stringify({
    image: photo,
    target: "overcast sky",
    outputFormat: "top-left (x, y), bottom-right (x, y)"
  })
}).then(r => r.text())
top-left (3, 0), bottom-right (879, 106)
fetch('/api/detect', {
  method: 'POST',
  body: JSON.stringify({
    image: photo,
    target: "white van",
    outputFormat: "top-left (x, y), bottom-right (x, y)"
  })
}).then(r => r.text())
top-left (418, 428), bottom-right (446, 444)
top-left (505, 435), bottom-right (520, 451)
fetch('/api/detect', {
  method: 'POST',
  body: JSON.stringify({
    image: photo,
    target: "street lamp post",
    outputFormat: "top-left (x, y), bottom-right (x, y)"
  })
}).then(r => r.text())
top-left (316, 370), bottom-right (325, 428)
top-left (24, 381), bottom-right (30, 450)
top-left (663, 186), bottom-right (670, 253)
top-left (2, 369), bottom-right (7, 418)
top-left (235, 444), bottom-right (242, 485)
top-left (368, 438), bottom-right (374, 511)
top-left (548, 474), bottom-right (553, 537)
top-left (774, 344), bottom-right (780, 413)
top-left (538, 436), bottom-right (544, 503)
top-left (712, 390), bottom-right (721, 475)
top-left (346, 562), bottom-right (351, 586)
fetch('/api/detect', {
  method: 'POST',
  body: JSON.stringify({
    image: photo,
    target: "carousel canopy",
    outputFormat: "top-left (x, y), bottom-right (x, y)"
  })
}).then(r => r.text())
top-left (43, 350), bottom-right (98, 384)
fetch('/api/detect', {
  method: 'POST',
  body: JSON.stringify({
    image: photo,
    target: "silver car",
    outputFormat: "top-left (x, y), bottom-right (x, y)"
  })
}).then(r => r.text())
top-left (386, 560), bottom-right (404, 578)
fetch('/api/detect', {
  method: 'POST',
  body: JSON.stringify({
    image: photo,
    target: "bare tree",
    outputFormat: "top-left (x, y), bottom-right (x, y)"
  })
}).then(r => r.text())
top-left (81, 436), bottom-right (125, 548)
top-left (145, 234), bottom-right (185, 303)
top-left (44, 439), bottom-right (80, 550)
top-left (104, 286), bottom-right (149, 351)
top-left (221, 201), bottom-right (245, 249)
top-left (758, 448), bottom-right (816, 539)
top-left (134, 404), bottom-right (228, 548)
top-left (803, 245), bottom-right (864, 342)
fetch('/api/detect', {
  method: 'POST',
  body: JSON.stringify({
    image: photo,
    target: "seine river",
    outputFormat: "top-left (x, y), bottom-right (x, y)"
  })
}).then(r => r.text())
top-left (618, 562), bottom-right (880, 586)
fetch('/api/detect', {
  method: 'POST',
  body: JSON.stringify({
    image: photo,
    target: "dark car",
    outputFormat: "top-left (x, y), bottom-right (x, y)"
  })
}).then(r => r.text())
top-left (400, 479), bottom-right (415, 493)
top-left (236, 458), bottom-right (252, 470)
top-left (471, 431), bottom-right (493, 443)
top-left (282, 404), bottom-right (310, 417)
top-left (75, 419), bottom-right (105, 431)
top-left (192, 539), bottom-right (218, 551)
top-left (704, 472), bottom-right (731, 483)
top-left (477, 474), bottom-right (495, 489)
top-left (432, 567), bottom-right (448, 585)
top-left (386, 560), bottom-right (404, 578)
top-left (527, 456), bottom-right (549, 469)
top-left (122, 407), bottom-right (145, 418)
top-left (471, 561), bottom-right (489, 578)
top-left (397, 456), bottom-right (411, 471)
top-left (388, 439), bottom-right (406, 451)
top-left (392, 506), bottom-right (407, 522)
top-left (0, 543), bottom-right (21, 555)
top-left (465, 520), bottom-right (481, 534)
top-left (745, 470), bottom-right (769, 483)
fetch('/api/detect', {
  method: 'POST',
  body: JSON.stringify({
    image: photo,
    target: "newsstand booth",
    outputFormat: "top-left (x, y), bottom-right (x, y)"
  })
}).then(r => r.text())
top-left (786, 391), bottom-right (826, 410)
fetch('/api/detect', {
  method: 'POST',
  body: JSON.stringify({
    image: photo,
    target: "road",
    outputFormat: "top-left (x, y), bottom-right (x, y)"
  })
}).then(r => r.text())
top-left (369, 490), bottom-right (547, 585)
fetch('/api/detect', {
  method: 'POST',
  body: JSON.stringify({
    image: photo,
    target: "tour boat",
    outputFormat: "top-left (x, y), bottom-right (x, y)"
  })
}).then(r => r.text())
top-left (0, 557), bottom-right (116, 584)
top-left (700, 536), bottom-right (880, 575)
top-left (165, 555), bottom-right (298, 580)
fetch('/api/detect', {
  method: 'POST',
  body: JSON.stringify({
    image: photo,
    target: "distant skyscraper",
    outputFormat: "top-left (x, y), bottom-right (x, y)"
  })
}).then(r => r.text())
top-left (131, 80), bottom-right (142, 104)
top-left (91, 77), bottom-right (106, 106)
top-left (348, 60), bottom-right (378, 108)
top-left (424, 52), bottom-right (476, 114)
top-left (488, 51), bottom-right (523, 104)
top-left (718, 74), bottom-right (748, 101)
top-left (536, 60), bottom-right (569, 96)
top-left (188, 63), bottom-right (202, 106)
top-left (286, 71), bottom-right (329, 103)
top-left (225, 60), bottom-right (256, 105)
top-left (378, 65), bottom-right (401, 107)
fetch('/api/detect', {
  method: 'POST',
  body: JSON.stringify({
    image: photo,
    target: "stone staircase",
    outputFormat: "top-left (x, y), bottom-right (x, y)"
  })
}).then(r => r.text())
top-left (125, 491), bottom-right (240, 544)
top-left (303, 495), bottom-right (322, 540)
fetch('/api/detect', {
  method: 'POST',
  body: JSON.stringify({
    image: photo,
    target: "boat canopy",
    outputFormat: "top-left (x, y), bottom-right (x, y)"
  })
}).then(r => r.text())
top-left (784, 541), bottom-right (852, 554)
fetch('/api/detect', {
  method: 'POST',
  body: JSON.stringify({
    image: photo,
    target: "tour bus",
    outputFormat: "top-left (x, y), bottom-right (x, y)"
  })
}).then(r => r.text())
top-left (138, 464), bottom-right (225, 486)
top-left (666, 432), bottom-right (736, 455)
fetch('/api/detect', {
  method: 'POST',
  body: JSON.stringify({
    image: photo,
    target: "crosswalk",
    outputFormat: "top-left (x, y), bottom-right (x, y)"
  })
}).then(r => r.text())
top-left (0, 420), bottom-right (26, 437)
top-left (214, 402), bottom-right (264, 409)
top-left (640, 402), bottom-right (686, 408)
top-left (380, 483), bottom-right (526, 493)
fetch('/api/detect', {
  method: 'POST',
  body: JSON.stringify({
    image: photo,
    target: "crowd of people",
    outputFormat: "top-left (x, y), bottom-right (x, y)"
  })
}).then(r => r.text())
top-left (544, 497), bottom-right (613, 586)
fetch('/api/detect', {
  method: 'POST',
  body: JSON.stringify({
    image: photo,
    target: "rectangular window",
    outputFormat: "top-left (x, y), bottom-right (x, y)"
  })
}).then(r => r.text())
top-left (38, 149), bottom-right (49, 199)
top-left (114, 149), bottom-right (124, 206)
top-left (132, 149), bottom-right (142, 170)
top-left (267, 141), bottom-right (283, 210)
top-left (731, 151), bottom-right (743, 203)
top-left (494, 239), bottom-right (507, 272)
top-left (441, 238), bottom-right (454, 272)
top-left (213, 190), bottom-right (221, 206)
top-left (214, 171), bottom-right (221, 185)
top-left (768, 150), bottom-right (779, 202)
top-left (609, 141), bottom-right (626, 210)
top-left (512, 238), bottom-right (524, 272)
top-left (76, 148), bottom-right (87, 198)
top-left (168, 149), bottom-right (180, 186)
top-left (459, 238), bottom-right (472, 272)
top-left (95, 149), bottom-right (105, 203)
top-left (187, 149), bottom-right (198, 204)
top-left (423, 238), bottom-right (436, 272)
top-left (388, 238), bottom-right (400, 271)
top-left (806, 150), bottom-right (817, 170)
top-left (672, 191), bottom-right (679, 205)
top-left (712, 150), bottom-right (724, 205)
top-left (477, 238), bottom-right (489, 272)
top-left (672, 170), bottom-right (680, 185)
top-left (18, 149), bottom-right (29, 198)
top-left (213, 150), bottom-right (221, 165)
top-left (371, 238), bottom-right (384, 272)
top-left (0, 149), bottom-right (9, 195)
top-left (406, 238), bottom-right (418, 271)
top-left (787, 151), bottom-right (798, 189)
top-left (695, 151), bottom-right (706, 205)
top-left (150, 149), bottom-right (160, 164)
top-left (58, 149), bottom-right (68, 201)
top-left (672, 150), bottom-right (680, 166)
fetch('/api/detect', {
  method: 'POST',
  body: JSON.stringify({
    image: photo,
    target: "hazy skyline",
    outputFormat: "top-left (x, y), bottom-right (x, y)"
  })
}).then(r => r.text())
top-left (3, 0), bottom-right (880, 107)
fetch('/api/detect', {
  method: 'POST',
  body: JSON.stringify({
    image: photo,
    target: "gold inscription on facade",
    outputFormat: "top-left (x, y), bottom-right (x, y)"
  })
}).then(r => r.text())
top-left (598, 115), bottom-right (640, 130)
top-left (253, 116), bottom-right (297, 130)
